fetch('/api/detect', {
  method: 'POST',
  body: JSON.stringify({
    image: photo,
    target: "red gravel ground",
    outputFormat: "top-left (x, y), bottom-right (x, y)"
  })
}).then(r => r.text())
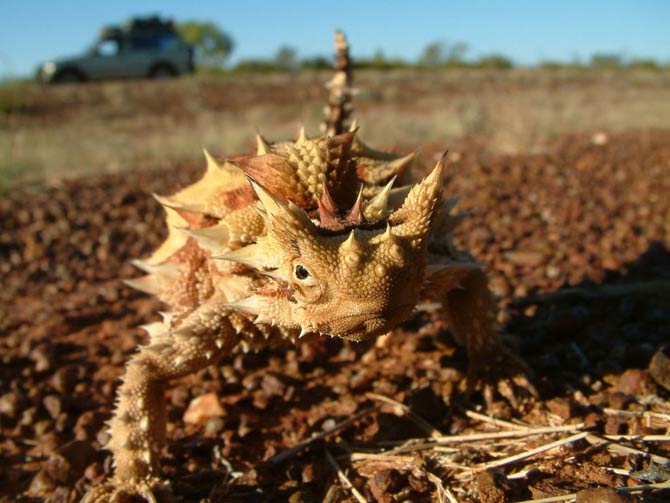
top-left (1, 130), bottom-right (669, 502)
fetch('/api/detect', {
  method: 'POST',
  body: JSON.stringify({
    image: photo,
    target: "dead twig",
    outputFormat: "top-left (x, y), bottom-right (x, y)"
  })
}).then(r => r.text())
top-left (605, 467), bottom-right (633, 476)
top-left (269, 405), bottom-right (379, 464)
top-left (586, 434), bottom-right (669, 464)
top-left (433, 423), bottom-right (586, 443)
top-left (366, 391), bottom-right (443, 437)
top-left (426, 471), bottom-right (458, 503)
top-left (603, 407), bottom-right (670, 421)
top-left (349, 453), bottom-right (419, 463)
top-left (464, 409), bottom-right (530, 430)
top-left (516, 495), bottom-right (576, 503)
top-left (379, 422), bottom-right (586, 455)
top-left (477, 432), bottom-right (588, 470)
top-left (603, 434), bottom-right (670, 442)
top-left (621, 480), bottom-right (670, 493)
top-left (325, 448), bottom-right (368, 503)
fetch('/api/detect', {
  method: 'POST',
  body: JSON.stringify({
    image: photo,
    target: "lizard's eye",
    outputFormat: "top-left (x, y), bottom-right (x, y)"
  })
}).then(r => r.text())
top-left (294, 264), bottom-right (311, 280)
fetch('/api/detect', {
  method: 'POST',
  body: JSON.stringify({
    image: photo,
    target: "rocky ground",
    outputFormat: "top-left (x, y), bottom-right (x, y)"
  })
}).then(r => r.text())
top-left (1, 130), bottom-right (669, 502)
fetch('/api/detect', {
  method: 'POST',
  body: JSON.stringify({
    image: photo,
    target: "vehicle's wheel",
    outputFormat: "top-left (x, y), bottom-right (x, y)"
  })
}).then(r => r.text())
top-left (53, 69), bottom-right (84, 84)
top-left (149, 64), bottom-right (177, 79)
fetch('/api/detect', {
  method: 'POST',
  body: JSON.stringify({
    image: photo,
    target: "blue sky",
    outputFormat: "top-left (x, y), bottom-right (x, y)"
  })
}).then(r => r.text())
top-left (1, 0), bottom-right (669, 77)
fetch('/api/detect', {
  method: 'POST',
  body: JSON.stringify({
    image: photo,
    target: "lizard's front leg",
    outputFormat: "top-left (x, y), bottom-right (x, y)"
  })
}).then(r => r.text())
top-left (83, 309), bottom-right (240, 503)
top-left (442, 269), bottom-right (537, 409)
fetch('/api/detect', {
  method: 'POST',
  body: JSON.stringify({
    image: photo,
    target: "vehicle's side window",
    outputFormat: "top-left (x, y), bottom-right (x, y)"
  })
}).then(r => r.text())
top-left (158, 33), bottom-right (177, 51)
top-left (129, 33), bottom-right (176, 52)
top-left (97, 39), bottom-right (120, 57)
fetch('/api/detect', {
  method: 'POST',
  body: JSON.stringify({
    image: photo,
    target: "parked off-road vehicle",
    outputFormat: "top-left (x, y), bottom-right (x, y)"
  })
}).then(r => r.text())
top-left (36, 17), bottom-right (194, 83)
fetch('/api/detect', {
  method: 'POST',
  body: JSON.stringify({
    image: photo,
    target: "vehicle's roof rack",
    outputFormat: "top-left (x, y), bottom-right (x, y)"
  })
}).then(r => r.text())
top-left (99, 16), bottom-right (175, 38)
top-left (123, 16), bottom-right (175, 32)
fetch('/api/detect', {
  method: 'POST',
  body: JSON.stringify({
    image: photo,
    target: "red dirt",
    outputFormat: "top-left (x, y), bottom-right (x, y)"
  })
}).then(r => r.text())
top-left (1, 130), bottom-right (669, 502)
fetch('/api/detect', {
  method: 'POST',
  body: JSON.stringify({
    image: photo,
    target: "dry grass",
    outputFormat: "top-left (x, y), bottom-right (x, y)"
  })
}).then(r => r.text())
top-left (2, 68), bottom-right (670, 189)
top-left (268, 393), bottom-right (670, 503)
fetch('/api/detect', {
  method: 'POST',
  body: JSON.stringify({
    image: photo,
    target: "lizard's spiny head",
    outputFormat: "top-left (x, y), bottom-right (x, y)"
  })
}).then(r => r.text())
top-left (222, 161), bottom-right (444, 341)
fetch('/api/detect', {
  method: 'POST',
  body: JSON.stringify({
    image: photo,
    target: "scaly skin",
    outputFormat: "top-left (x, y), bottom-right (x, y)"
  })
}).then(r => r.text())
top-left (82, 128), bottom-right (534, 502)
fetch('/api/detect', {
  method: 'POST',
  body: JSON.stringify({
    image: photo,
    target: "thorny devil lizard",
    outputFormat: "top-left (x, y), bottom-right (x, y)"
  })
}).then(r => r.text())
top-left (83, 34), bottom-right (535, 503)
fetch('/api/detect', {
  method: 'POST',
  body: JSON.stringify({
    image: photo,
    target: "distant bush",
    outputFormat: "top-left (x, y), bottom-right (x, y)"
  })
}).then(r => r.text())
top-left (539, 60), bottom-right (568, 70)
top-left (536, 54), bottom-right (668, 72)
top-left (0, 79), bottom-right (31, 115)
top-left (233, 55), bottom-right (329, 73)
top-left (299, 56), bottom-right (332, 70)
top-left (627, 58), bottom-right (662, 71)
top-left (220, 42), bottom-right (668, 74)
top-left (590, 53), bottom-right (624, 69)
top-left (475, 54), bottom-right (514, 69)
top-left (417, 41), bottom-right (470, 69)
top-left (177, 21), bottom-right (234, 69)
top-left (274, 46), bottom-right (298, 71)
top-left (354, 59), bottom-right (410, 70)
top-left (355, 50), bottom-right (410, 70)
top-left (233, 59), bottom-right (281, 72)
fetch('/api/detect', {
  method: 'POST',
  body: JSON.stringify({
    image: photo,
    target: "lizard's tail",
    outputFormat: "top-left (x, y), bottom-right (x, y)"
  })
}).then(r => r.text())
top-left (322, 30), bottom-right (354, 136)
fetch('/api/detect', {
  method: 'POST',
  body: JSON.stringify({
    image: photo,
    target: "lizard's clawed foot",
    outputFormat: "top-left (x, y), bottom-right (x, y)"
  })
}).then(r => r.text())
top-left (465, 343), bottom-right (538, 412)
top-left (81, 477), bottom-right (174, 503)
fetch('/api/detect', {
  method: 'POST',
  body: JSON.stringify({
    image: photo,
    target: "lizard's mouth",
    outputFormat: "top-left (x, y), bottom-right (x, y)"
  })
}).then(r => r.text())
top-left (333, 303), bottom-right (415, 340)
